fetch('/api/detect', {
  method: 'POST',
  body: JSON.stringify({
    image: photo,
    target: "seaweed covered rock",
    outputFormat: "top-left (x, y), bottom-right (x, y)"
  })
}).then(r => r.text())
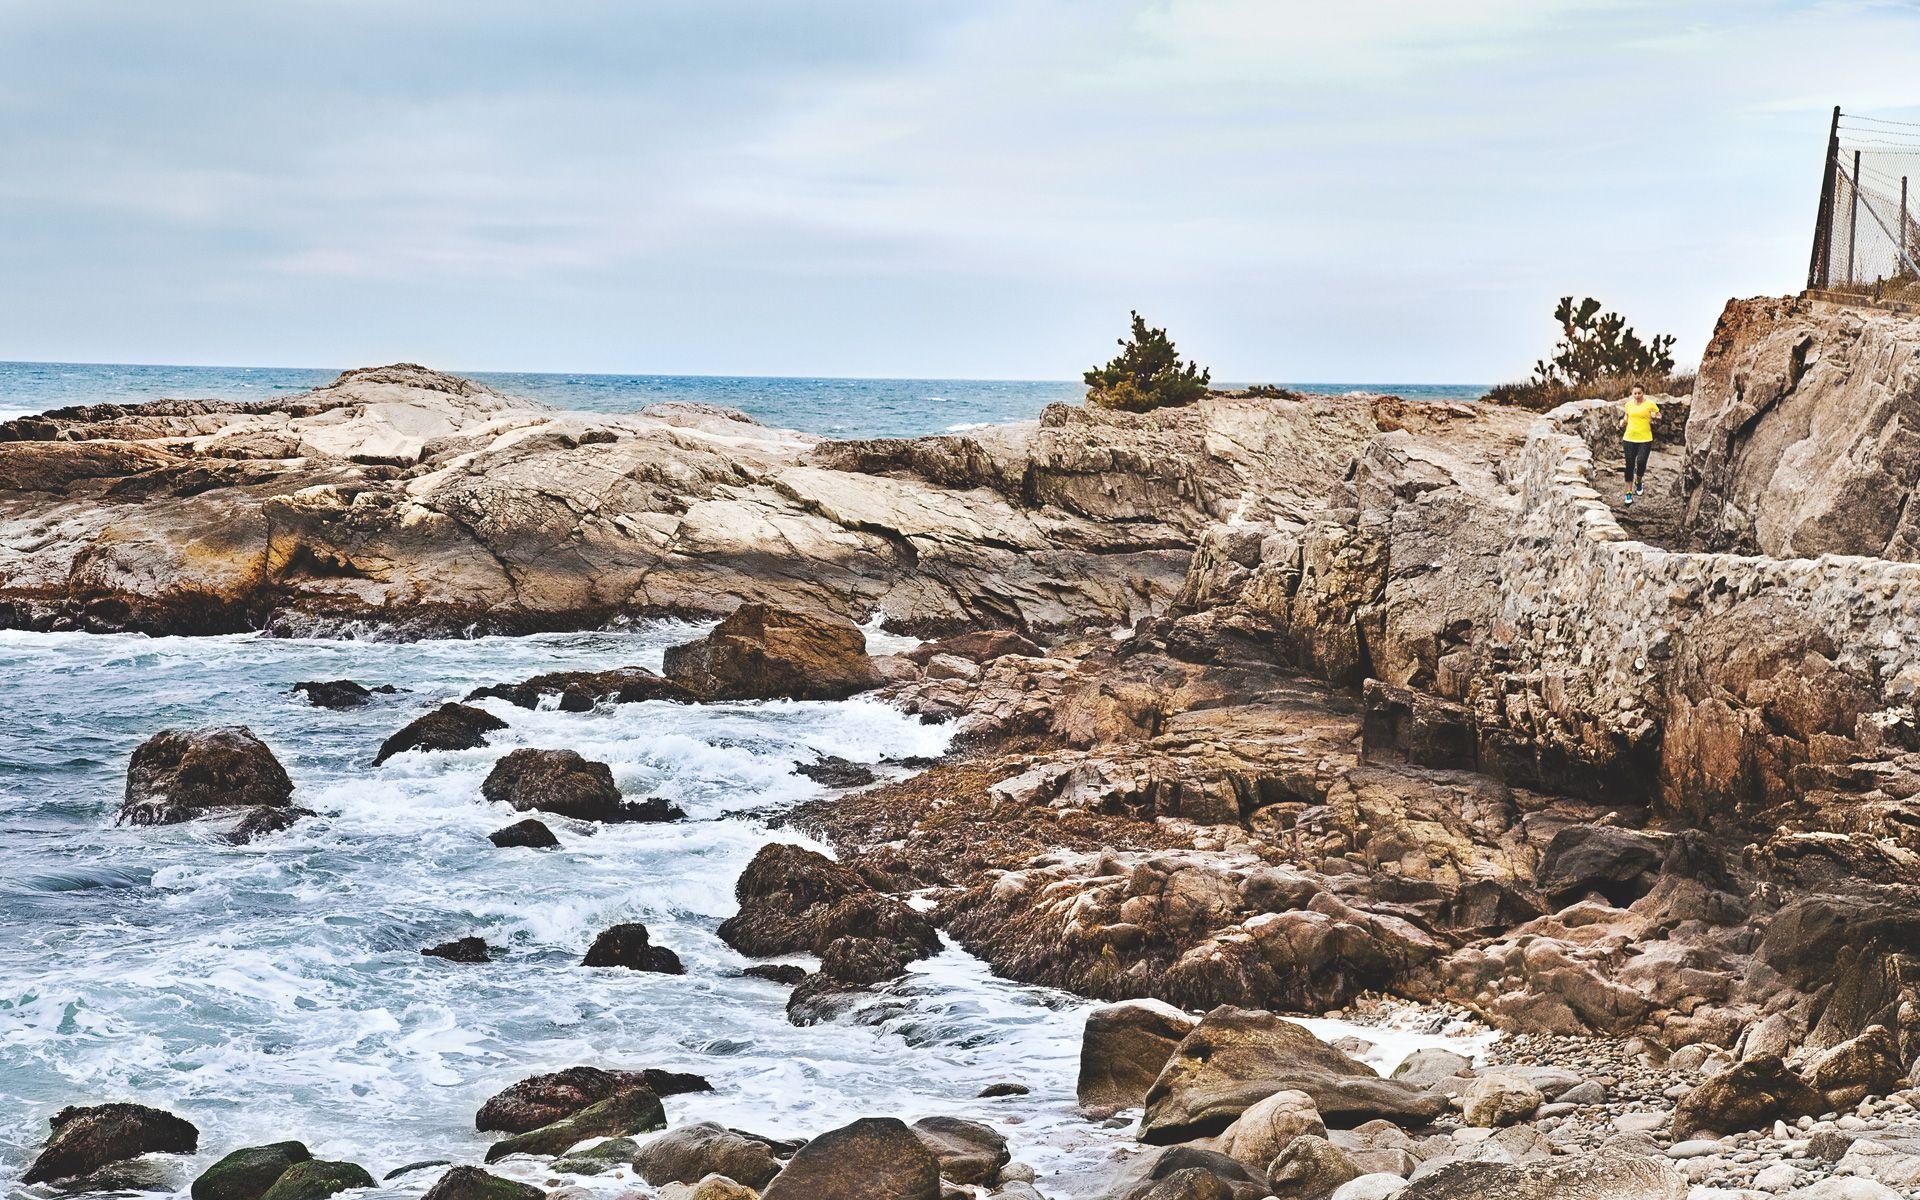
top-left (476, 1066), bottom-right (703, 1134)
top-left (484, 1086), bottom-right (665, 1162)
top-left (191, 1141), bottom-right (312, 1200)
top-left (419, 1165), bottom-right (544, 1200)
top-left (122, 727), bottom-right (293, 825)
top-left (663, 604), bottom-right (877, 701)
top-left (481, 748), bottom-right (683, 823)
top-left (24, 1102), bottom-right (200, 1185)
top-left (255, 1160), bottom-right (375, 1200)
top-left (631, 1122), bottom-right (784, 1190)
top-left (466, 667), bottom-right (694, 711)
top-left (582, 923), bottom-right (684, 974)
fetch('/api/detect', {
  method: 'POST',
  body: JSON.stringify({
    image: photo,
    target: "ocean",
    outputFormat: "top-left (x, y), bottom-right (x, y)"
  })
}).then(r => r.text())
top-left (0, 359), bottom-right (1492, 1196)
top-left (0, 360), bottom-right (1490, 439)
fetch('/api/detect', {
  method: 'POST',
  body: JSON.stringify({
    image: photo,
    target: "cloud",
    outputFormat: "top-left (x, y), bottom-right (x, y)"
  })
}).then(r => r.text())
top-left (0, 0), bottom-right (1916, 377)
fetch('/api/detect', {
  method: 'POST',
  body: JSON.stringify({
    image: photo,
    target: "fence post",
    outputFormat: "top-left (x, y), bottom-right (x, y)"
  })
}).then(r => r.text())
top-left (1847, 149), bottom-right (1862, 286)
top-left (1809, 105), bottom-right (1841, 290)
top-left (1904, 176), bottom-right (1911, 280)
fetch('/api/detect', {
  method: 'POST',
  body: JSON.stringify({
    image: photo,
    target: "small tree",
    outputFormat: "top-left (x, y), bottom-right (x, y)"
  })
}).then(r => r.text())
top-left (1085, 311), bottom-right (1211, 411)
top-left (1533, 296), bottom-right (1676, 387)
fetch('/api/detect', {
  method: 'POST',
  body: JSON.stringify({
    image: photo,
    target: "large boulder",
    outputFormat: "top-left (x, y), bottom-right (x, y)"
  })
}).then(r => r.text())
top-left (419, 1166), bottom-right (543, 1200)
top-left (23, 1102), bottom-right (200, 1184)
top-left (718, 843), bottom-right (940, 991)
top-left (192, 1141), bottom-right (313, 1200)
top-left (1670, 1053), bottom-right (1824, 1139)
top-left (1078, 999), bottom-right (1200, 1110)
top-left (476, 1066), bottom-right (701, 1133)
top-left (1140, 1007), bottom-right (1446, 1142)
top-left (291, 680), bottom-right (393, 709)
top-left (256, 1160), bottom-right (376, 1200)
top-left (1810, 1024), bottom-right (1907, 1109)
top-left (760, 1117), bottom-right (940, 1200)
top-left (1460, 1072), bottom-right (1543, 1127)
top-left (484, 1086), bottom-right (666, 1162)
top-left (466, 666), bottom-right (694, 711)
top-left (488, 818), bottom-right (559, 849)
top-left (631, 1122), bottom-right (783, 1190)
top-left (1395, 1151), bottom-right (1685, 1199)
top-left (909, 1116), bottom-right (1009, 1186)
top-left (480, 748), bottom-right (683, 823)
top-left (581, 923), bottom-right (685, 974)
top-left (663, 604), bottom-right (877, 701)
top-left (122, 728), bottom-right (293, 825)
top-left (373, 703), bottom-right (507, 765)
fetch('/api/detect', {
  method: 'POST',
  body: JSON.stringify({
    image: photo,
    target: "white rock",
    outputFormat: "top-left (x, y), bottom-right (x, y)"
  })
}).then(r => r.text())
top-left (1668, 1139), bottom-right (1726, 1159)
top-left (1330, 1175), bottom-right (1407, 1200)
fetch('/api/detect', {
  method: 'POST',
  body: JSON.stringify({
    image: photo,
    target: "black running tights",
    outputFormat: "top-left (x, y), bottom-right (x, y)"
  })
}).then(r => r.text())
top-left (1623, 440), bottom-right (1651, 489)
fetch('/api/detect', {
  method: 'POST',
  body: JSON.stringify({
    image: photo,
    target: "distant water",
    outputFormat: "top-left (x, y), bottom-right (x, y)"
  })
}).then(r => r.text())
top-left (0, 361), bottom-right (1489, 439)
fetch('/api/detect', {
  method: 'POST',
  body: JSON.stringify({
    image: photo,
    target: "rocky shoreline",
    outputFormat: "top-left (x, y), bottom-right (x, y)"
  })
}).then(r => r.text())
top-left (15, 294), bottom-right (1920, 1198)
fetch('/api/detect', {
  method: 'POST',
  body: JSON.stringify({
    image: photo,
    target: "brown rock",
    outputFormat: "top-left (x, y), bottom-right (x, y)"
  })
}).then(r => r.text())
top-left (24, 1102), bottom-right (200, 1185)
top-left (1670, 1054), bottom-right (1824, 1139)
top-left (581, 923), bottom-right (685, 974)
top-left (418, 1166), bottom-right (543, 1200)
top-left (1078, 999), bottom-right (1201, 1110)
top-left (483, 1086), bottom-right (665, 1162)
top-left (1810, 1024), bottom-right (1907, 1109)
top-left (373, 703), bottom-right (507, 765)
top-left (466, 667), bottom-right (694, 711)
top-left (760, 1116), bottom-right (939, 1200)
top-left (476, 1066), bottom-right (696, 1133)
top-left (481, 748), bottom-right (683, 823)
top-left (122, 727), bottom-right (293, 825)
top-left (631, 1122), bottom-right (782, 1190)
top-left (663, 604), bottom-right (877, 701)
top-left (909, 1116), bottom-right (1008, 1186)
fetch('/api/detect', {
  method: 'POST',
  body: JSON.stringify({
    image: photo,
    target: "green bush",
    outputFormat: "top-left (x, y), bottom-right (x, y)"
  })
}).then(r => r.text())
top-left (1486, 297), bottom-right (1689, 410)
top-left (1085, 311), bottom-right (1211, 411)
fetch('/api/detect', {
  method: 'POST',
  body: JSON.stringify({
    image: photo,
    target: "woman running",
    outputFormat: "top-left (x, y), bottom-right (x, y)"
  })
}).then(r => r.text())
top-left (1622, 385), bottom-right (1658, 505)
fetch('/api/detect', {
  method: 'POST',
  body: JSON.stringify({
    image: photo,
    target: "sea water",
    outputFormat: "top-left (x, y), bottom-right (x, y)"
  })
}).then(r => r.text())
top-left (0, 361), bottom-right (1489, 438)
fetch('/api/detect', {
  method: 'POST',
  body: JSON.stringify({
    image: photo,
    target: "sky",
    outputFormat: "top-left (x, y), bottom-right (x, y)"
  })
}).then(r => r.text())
top-left (2, 1), bottom-right (1917, 383)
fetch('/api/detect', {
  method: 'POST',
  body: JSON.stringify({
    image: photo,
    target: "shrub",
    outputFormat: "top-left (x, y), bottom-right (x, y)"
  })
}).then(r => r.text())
top-left (1486, 297), bottom-right (1690, 410)
top-left (1085, 311), bottom-right (1211, 412)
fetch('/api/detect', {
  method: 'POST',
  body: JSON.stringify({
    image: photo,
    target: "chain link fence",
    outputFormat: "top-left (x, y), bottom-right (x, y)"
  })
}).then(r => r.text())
top-left (1808, 108), bottom-right (1920, 304)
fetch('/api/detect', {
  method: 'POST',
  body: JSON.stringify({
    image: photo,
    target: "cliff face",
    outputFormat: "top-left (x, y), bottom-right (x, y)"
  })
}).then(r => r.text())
top-left (0, 366), bottom-right (1388, 636)
top-left (1684, 295), bottom-right (1920, 560)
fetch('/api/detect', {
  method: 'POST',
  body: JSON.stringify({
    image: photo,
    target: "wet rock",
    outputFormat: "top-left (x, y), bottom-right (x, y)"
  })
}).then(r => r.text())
top-left (191, 1141), bottom-right (312, 1200)
top-left (742, 963), bottom-right (808, 985)
top-left (1077, 999), bottom-right (1200, 1110)
top-left (1265, 1135), bottom-right (1360, 1199)
top-left (1140, 1007), bottom-right (1446, 1142)
top-left (1811, 1024), bottom-right (1907, 1108)
top-left (1116, 1146), bottom-right (1259, 1200)
top-left (481, 748), bottom-right (684, 823)
top-left (488, 818), bottom-right (559, 849)
top-left (1460, 1072), bottom-right (1543, 1127)
top-left (291, 680), bottom-right (393, 709)
top-left (910, 1116), bottom-right (1009, 1186)
top-left (476, 1066), bottom-right (692, 1133)
top-left (978, 1082), bottom-right (1028, 1098)
top-left (384, 1161), bottom-right (452, 1181)
top-left (227, 805), bottom-right (316, 845)
top-left (122, 727), bottom-right (294, 825)
top-left (1670, 1054), bottom-right (1824, 1139)
top-left (717, 843), bottom-right (939, 993)
top-left (466, 667), bottom-right (694, 711)
top-left (23, 1102), bottom-right (200, 1184)
top-left (581, 923), bottom-right (684, 974)
top-left (422, 936), bottom-right (491, 964)
top-left (1536, 825), bottom-right (1666, 905)
top-left (551, 1137), bottom-right (637, 1175)
top-left (1394, 1151), bottom-right (1685, 1198)
top-left (483, 1086), bottom-right (666, 1162)
top-left (1218, 1088), bottom-right (1326, 1173)
top-left (796, 756), bottom-right (878, 788)
top-left (256, 1160), bottom-right (376, 1200)
top-left (631, 1122), bottom-right (783, 1190)
top-left (419, 1165), bottom-right (544, 1200)
top-left (663, 604), bottom-right (878, 701)
top-left (760, 1116), bottom-right (940, 1200)
top-left (373, 703), bottom-right (507, 765)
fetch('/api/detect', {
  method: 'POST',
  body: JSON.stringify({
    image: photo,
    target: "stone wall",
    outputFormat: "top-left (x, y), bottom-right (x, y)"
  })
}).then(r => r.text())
top-left (1478, 398), bottom-right (1920, 826)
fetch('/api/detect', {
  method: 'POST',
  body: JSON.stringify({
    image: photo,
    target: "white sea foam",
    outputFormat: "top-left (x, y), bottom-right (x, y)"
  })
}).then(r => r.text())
top-left (0, 622), bottom-right (1487, 1198)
